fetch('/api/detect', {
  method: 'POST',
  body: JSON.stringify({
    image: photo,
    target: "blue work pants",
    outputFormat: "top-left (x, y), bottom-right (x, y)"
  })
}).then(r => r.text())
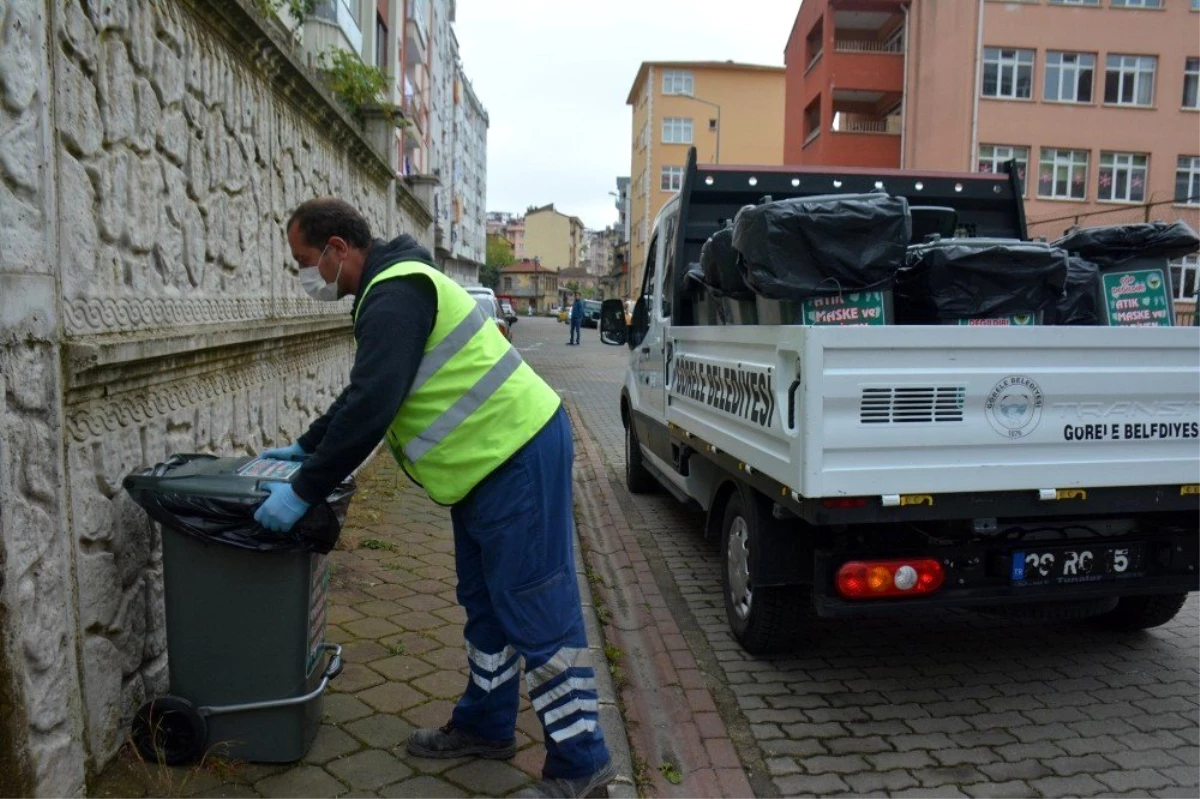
top-left (448, 406), bottom-right (609, 779)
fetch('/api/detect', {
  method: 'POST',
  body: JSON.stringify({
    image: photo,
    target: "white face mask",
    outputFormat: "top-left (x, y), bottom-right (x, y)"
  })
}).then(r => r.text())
top-left (297, 244), bottom-right (343, 302)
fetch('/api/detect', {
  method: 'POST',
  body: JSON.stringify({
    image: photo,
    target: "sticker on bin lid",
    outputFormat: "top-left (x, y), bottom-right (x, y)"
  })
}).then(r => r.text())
top-left (236, 457), bottom-right (303, 480)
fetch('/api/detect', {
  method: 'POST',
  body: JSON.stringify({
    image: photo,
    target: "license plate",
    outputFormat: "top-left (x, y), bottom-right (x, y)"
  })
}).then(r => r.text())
top-left (1011, 544), bottom-right (1143, 586)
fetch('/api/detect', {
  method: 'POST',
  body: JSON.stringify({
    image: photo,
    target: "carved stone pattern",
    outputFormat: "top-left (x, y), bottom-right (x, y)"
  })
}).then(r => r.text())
top-left (57, 0), bottom-right (405, 337)
top-left (1, 0), bottom-right (90, 794)
top-left (64, 297), bottom-right (267, 333)
top-left (65, 338), bottom-right (350, 443)
top-left (63, 296), bottom-right (355, 334)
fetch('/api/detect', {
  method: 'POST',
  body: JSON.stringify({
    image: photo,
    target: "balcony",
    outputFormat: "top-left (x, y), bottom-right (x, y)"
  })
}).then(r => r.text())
top-left (834, 38), bottom-right (902, 54)
top-left (405, 16), bottom-right (427, 66)
top-left (402, 87), bottom-right (426, 147)
top-left (798, 7), bottom-right (906, 105)
top-left (309, 0), bottom-right (363, 53)
top-left (833, 111), bottom-right (902, 135)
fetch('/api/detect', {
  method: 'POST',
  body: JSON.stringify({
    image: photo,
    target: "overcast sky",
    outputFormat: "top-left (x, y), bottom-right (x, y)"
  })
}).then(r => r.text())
top-left (454, 0), bottom-right (801, 231)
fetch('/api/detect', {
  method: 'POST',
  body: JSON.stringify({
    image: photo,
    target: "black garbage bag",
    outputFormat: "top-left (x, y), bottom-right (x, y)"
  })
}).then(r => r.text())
top-left (896, 238), bottom-right (1068, 323)
top-left (123, 454), bottom-right (356, 554)
top-left (1052, 221), bottom-right (1200, 267)
top-left (1053, 256), bottom-right (1102, 326)
top-left (732, 193), bottom-right (910, 301)
top-left (699, 222), bottom-right (754, 299)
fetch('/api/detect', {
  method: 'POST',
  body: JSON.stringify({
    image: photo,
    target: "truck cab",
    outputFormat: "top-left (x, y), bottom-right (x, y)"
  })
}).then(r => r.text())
top-left (601, 148), bottom-right (1199, 654)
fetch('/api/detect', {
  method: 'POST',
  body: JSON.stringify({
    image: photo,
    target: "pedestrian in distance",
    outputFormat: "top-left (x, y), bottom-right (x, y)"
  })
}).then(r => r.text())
top-left (567, 291), bottom-right (584, 345)
top-left (254, 198), bottom-right (614, 798)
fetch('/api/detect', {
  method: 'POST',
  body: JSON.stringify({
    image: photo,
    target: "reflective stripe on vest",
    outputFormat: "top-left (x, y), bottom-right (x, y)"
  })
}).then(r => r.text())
top-left (355, 260), bottom-right (561, 504)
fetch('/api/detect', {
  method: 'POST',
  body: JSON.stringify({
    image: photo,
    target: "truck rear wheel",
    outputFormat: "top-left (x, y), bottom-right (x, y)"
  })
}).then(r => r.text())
top-left (720, 487), bottom-right (805, 654)
top-left (1094, 592), bottom-right (1189, 631)
top-left (625, 422), bottom-right (658, 494)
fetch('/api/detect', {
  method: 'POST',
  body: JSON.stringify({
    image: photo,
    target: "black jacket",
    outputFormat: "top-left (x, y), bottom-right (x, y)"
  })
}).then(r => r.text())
top-left (292, 235), bottom-right (438, 504)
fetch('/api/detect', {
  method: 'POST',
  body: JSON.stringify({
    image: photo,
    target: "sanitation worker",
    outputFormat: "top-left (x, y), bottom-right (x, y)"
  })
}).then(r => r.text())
top-left (254, 198), bottom-right (613, 798)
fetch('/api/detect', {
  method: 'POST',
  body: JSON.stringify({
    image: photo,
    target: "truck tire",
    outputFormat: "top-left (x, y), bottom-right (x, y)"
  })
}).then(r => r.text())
top-left (1094, 593), bottom-right (1189, 631)
top-left (720, 487), bottom-right (805, 654)
top-left (625, 422), bottom-right (658, 494)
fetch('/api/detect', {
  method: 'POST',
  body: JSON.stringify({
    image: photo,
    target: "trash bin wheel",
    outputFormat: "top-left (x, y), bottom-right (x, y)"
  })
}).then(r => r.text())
top-left (131, 696), bottom-right (207, 765)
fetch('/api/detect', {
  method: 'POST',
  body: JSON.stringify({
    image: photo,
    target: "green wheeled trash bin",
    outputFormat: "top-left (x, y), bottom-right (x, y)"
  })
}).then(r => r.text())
top-left (123, 453), bottom-right (356, 765)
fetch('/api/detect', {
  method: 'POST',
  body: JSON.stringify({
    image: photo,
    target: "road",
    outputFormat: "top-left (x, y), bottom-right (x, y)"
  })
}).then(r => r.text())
top-left (515, 314), bottom-right (1200, 798)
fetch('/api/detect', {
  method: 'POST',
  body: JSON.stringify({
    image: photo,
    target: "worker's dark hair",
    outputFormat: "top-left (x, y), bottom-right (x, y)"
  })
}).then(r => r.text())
top-left (287, 198), bottom-right (373, 249)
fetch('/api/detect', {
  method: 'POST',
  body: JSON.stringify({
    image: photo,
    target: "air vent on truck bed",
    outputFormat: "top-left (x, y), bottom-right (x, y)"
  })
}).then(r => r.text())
top-left (860, 386), bottom-right (965, 424)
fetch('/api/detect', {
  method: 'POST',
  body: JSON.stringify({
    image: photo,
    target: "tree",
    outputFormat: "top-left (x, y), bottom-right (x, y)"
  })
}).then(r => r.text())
top-left (482, 235), bottom-right (514, 290)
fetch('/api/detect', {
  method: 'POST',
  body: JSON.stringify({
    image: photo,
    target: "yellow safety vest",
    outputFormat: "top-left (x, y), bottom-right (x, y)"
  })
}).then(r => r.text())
top-left (355, 261), bottom-right (561, 505)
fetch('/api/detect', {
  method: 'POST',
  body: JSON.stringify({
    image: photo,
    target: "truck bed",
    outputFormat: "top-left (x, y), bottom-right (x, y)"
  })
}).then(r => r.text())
top-left (666, 325), bottom-right (1200, 498)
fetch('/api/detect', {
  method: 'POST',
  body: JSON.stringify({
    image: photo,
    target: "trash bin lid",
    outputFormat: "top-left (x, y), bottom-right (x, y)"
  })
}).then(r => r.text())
top-left (122, 454), bottom-right (355, 554)
top-left (124, 454), bottom-right (304, 500)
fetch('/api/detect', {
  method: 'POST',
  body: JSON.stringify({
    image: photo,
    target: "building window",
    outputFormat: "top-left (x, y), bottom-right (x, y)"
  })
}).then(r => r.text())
top-left (375, 13), bottom-right (388, 73)
top-left (1049, 0), bottom-right (1099, 5)
top-left (661, 70), bottom-right (694, 96)
top-left (660, 166), bottom-right (684, 192)
top-left (1184, 58), bottom-right (1199, 108)
top-left (662, 117), bottom-right (693, 144)
top-left (1038, 148), bottom-right (1089, 200)
top-left (1111, 0), bottom-right (1162, 7)
top-left (503, 276), bottom-right (513, 291)
top-left (1171, 254), bottom-right (1199, 301)
top-left (982, 48), bottom-right (1034, 100)
top-left (977, 144), bottom-right (1029, 190)
top-left (1045, 52), bottom-right (1094, 103)
top-left (1104, 54), bottom-right (1156, 106)
top-left (1194, 0), bottom-right (1200, 10)
top-left (1098, 152), bottom-right (1148, 203)
top-left (1177, 156), bottom-right (1200, 205)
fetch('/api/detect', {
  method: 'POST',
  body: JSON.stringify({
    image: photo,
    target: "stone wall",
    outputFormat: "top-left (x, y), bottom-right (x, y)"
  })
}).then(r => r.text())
top-left (0, 1), bottom-right (434, 794)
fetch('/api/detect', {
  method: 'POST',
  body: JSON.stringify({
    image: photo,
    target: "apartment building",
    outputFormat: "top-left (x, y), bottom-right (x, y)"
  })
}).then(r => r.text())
top-left (291, 1), bottom-right (489, 286)
top-left (487, 212), bottom-right (528, 259)
top-left (626, 62), bottom-right (786, 291)
top-left (784, 0), bottom-right (1200, 305)
top-left (399, 0), bottom-right (432, 175)
top-left (498, 259), bottom-right (561, 314)
top-left (524, 204), bottom-right (587, 271)
top-left (453, 76), bottom-right (489, 275)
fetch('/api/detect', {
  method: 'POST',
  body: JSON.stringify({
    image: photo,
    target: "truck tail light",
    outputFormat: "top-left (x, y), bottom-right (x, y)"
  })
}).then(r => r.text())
top-left (836, 558), bottom-right (945, 599)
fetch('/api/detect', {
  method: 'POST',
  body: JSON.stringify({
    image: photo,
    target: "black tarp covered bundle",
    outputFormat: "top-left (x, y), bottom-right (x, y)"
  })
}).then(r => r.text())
top-left (1052, 221), bottom-right (1200, 267)
top-left (895, 238), bottom-right (1069, 323)
top-left (731, 193), bottom-right (910, 301)
top-left (1052, 256), bottom-right (1102, 326)
top-left (699, 221), bottom-right (754, 299)
top-left (124, 454), bottom-right (355, 554)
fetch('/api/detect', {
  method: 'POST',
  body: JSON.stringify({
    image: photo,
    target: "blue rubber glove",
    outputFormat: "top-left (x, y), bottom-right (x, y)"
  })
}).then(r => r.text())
top-left (259, 441), bottom-right (309, 461)
top-left (254, 482), bottom-right (310, 532)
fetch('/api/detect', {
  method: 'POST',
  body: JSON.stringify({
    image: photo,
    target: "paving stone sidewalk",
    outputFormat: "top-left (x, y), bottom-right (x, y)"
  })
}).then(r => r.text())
top-left (92, 447), bottom-right (634, 799)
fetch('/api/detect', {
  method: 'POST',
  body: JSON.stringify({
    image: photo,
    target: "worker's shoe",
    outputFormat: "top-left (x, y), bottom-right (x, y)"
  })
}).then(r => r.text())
top-left (515, 759), bottom-right (616, 798)
top-left (406, 723), bottom-right (515, 760)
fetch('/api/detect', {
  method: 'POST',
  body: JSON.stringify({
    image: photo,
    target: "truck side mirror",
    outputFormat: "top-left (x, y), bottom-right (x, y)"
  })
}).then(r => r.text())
top-left (599, 299), bottom-right (628, 346)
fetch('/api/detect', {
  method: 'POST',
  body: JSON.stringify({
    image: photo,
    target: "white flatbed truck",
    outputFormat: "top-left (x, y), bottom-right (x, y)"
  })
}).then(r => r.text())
top-left (600, 149), bottom-right (1200, 654)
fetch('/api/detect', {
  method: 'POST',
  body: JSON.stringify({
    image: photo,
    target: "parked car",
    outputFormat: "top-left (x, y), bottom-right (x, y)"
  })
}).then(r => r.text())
top-left (579, 299), bottom-right (603, 328)
top-left (499, 300), bottom-right (518, 326)
top-left (465, 288), bottom-right (510, 341)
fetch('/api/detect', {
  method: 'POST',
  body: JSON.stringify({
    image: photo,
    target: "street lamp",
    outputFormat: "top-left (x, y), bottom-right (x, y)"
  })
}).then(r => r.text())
top-left (683, 93), bottom-right (721, 164)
